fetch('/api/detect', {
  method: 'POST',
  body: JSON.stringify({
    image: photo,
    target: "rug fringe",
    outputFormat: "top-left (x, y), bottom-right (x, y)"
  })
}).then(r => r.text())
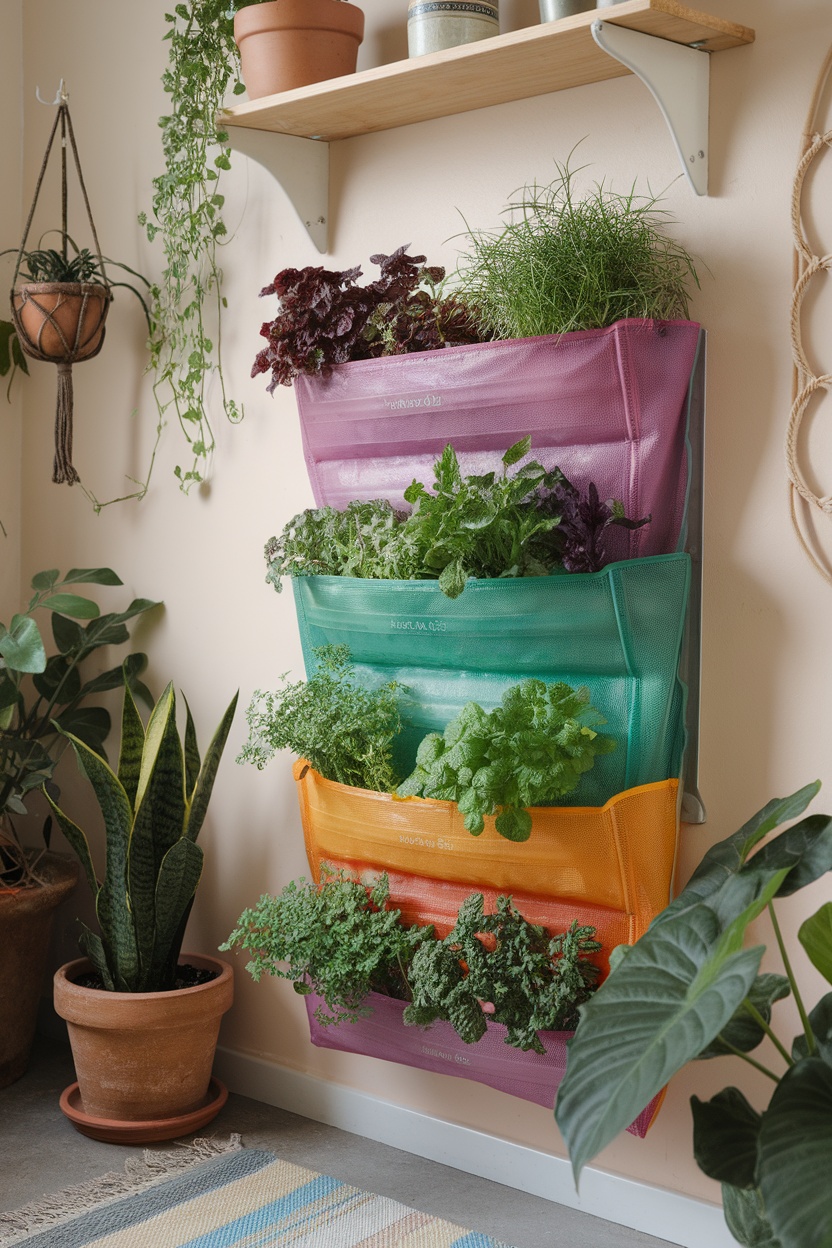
top-left (0, 1134), bottom-right (243, 1245)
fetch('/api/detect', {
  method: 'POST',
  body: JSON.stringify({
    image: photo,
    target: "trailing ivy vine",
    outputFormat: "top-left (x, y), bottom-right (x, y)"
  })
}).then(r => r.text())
top-left (140, 0), bottom-right (246, 491)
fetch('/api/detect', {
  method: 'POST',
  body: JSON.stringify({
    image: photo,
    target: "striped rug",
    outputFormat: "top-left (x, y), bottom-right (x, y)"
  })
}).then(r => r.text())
top-left (0, 1139), bottom-right (517, 1248)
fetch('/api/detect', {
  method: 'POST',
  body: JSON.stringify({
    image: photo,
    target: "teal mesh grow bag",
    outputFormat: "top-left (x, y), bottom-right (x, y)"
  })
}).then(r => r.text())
top-left (292, 554), bottom-right (690, 804)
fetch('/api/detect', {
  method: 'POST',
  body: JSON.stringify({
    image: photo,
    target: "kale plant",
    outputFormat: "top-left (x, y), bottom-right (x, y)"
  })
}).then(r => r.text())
top-left (398, 680), bottom-right (616, 842)
top-left (237, 644), bottom-right (403, 793)
top-left (222, 871), bottom-right (430, 1026)
top-left (403, 894), bottom-right (600, 1052)
top-left (264, 438), bottom-right (646, 598)
top-left (252, 245), bottom-right (481, 392)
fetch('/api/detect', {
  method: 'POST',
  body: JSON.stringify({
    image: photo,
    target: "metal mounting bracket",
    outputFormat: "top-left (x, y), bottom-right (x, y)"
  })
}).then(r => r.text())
top-left (225, 127), bottom-right (330, 252)
top-left (591, 20), bottom-right (710, 196)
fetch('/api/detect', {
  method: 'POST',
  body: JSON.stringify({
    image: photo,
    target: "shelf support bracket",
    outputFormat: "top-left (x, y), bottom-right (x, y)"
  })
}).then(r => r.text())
top-left (225, 128), bottom-right (330, 252)
top-left (591, 20), bottom-right (710, 196)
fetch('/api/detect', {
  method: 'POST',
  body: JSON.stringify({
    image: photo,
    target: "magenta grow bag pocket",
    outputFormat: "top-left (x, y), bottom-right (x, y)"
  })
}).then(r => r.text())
top-left (294, 319), bottom-right (702, 562)
top-left (305, 991), bottom-right (662, 1136)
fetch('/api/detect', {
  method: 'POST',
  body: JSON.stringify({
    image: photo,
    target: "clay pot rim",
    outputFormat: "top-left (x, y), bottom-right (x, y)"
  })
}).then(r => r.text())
top-left (0, 852), bottom-right (79, 907)
top-left (14, 282), bottom-right (112, 299)
top-left (234, 0), bottom-right (365, 42)
top-left (55, 953), bottom-right (233, 1002)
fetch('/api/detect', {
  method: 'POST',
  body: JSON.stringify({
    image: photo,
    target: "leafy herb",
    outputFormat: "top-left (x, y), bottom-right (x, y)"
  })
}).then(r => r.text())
top-left (221, 870), bottom-right (429, 1026)
top-left (264, 438), bottom-right (646, 597)
top-left (223, 873), bottom-right (600, 1048)
top-left (237, 644), bottom-right (403, 792)
top-left (398, 680), bottom-right (616, 842)
top-left (404, 895), bottom-right (600, 1052)
top-left (454, 156), bottom-right (699, 339)
top-left (252, 245), bottom-right (481, 392)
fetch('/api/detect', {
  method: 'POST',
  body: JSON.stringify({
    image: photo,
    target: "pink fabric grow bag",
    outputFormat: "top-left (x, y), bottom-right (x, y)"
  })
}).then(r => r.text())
top-left (305, 991), bottom-right (662, 1136)
top-left (294, 319), bottom-right (702, 562)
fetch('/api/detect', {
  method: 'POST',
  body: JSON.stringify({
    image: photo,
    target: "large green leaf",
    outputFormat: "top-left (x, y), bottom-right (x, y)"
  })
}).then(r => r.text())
top-left (691, 1087), bottom-right (762, 1188)
top-left (53, 707), bottom-right (111, 757)
top-left (129, 684), bottom-right (186, 972)
top-left (182, 694), bottom-right (201, 798)
top-left (799, 904), bottom-right (832, 986)
top-left (61, 568), bottom-right (123, 587)
top-left (654, 784), bottom-right (821, 928)
top-left (722, 1186), bottom-right (782, 1248)
top-left (95, 877), bottom-right (139, 991)
top-left (51, 610), bottom-right (84, 657)
top-left (149, 838), bottom-right (203, 989)
top-left (42, 789), bottom-right (98, 898)
top-left (792, 992), bottom-right (832, 1064)
top-left (758, 1059), bottom-right (832, 1248)
top-left (184, 691), bottom-right (237, 843)
top-left (79, 599), bottom-right (160, 656)
top-left (697, 974), bottom-right (791, 1060)
top-left (0, 616), bottom-right (46, 673)
top-left (556, 869), bottom-right (788, 1181)
top-left (117, 680), bottom-right (146, 813)
top-left (32, 653), bottom-right (81, 705)
top-left (747, 815), bottom-right (832, 897)
top-left (30, 569), bottom-right (59, 592)
top-left (39, 593), bottom-right (101, 620)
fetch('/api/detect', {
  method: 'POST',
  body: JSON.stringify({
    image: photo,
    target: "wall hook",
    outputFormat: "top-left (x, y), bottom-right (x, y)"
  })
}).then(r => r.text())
top-left (36, 79), bottom-right (69, 106)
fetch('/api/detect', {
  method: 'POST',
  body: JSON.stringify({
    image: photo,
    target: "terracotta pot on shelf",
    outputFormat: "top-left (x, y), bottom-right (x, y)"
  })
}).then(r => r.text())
top-left (0, 854), bottom-right (79, 1089)
top-left (53, 953), bottom-right (234, 1143)
top-left (234, 0), bottom-right (365, 99)
top-left (12, 282), bottom-right (110, 363)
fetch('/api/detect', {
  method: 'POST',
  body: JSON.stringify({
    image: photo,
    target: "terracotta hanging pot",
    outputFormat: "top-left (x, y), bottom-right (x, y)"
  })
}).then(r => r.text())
top-left (234, 0), bottom-right (365, 99)
top-left (12, 282), bottom-right (110, 363)
top-left (53, 953), bottom-right (233, 1143)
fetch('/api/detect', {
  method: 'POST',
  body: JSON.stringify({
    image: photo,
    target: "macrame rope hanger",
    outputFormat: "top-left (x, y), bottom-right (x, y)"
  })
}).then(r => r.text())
top-left (786, 43), bottom-right (832, 585)
top-left (10, 81), bottom-right (111, 486)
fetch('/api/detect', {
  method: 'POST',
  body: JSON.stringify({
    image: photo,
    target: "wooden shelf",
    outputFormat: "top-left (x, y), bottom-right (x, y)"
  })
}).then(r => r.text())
top-left (218, 0), bottom-right (754, 143)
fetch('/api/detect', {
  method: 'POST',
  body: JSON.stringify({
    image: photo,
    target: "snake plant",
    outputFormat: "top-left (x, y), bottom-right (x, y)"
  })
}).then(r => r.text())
top-left (46, 675), bottom-right (237, 992)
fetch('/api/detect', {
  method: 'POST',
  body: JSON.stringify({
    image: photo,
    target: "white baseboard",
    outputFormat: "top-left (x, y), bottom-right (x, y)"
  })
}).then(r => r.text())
top-left (214, 1047), bottom-right (734, 1248)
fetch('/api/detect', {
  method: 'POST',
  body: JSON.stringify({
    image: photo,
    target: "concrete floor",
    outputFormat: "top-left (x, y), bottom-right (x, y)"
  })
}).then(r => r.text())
top-left (0, 1039), bottom-right (678, 1248)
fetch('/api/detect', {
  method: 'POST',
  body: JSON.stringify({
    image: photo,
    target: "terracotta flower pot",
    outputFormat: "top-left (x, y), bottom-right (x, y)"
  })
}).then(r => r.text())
top-left (234, 0), bottom-right (365, 99)
top-left (0, 854), bottom-right (78, 1088)
top-left (53, 953), bottom-right (233, 1141)
top-left (12, 282), bottom-right (110, 363)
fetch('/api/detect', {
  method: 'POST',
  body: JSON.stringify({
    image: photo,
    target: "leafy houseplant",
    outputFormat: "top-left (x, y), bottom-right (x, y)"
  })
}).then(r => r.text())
top-left (555, 781), bottom-right (832, 1248)
top-left (222, 870), bottom-right (600, 1051)
top-left (49, 676), bottom-right (238, 1141)
top-left (0, 567), bottom-right (156, 1089)
top-left (453, 157), bottom-right (700, 340)
top-left (265, 438), bottom-right (647, 598)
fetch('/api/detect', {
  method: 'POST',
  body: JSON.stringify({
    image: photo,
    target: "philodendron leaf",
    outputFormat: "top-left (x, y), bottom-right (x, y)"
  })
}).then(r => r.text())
top-left (747, 814), bottom-right (832, 897)
top-left (38, 593), bottom-right (101, 619)
top-left (691, 1087), bottom-right (762, 1188)
top-left (697, 974), bottom-right (791, 1060)
top-left (722, 1185), bottom-right (782, 1248)
top-left (758, 1058), bottom-right (832, 1248)
top-left (61, 567), bottom-right (123, 586)
top-left (0, 615), bottom-right (46, 673)
top-left (792, 992), bottom-right (832, 1064)
top-left (653, 783), bottom-right (821, 927)
top-left (799, 903), bottom-right (832, 986)
top-left (556, 866), bottom-right (789, 1181)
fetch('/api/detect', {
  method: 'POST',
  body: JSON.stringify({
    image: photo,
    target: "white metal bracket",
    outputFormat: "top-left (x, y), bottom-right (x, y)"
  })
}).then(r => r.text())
top-left (225, 127), bottom-right (330, 252)
top-left (591, 20), bottom-right (710, 196)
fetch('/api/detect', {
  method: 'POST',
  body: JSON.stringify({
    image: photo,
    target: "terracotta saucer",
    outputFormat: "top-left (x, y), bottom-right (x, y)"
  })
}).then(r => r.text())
top-left (58, 1077), bottom-right (228, 1144)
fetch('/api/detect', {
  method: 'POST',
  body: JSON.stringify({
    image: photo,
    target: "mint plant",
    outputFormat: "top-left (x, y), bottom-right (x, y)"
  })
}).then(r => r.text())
top-left (398, 680), bottom-right (616, 841)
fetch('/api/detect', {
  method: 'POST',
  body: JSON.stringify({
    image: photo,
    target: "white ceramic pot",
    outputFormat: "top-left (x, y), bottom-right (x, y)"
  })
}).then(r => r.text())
top-left (407, 0), bottom-right (499, 57)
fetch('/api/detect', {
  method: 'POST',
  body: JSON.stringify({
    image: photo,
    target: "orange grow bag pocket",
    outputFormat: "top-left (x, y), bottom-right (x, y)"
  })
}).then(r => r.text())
top-left (294, 760), bottom-right (679, 933)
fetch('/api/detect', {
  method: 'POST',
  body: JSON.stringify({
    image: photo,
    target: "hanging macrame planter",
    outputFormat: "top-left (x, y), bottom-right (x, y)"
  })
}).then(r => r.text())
top-left (10, 93), bottom-right (111, 485)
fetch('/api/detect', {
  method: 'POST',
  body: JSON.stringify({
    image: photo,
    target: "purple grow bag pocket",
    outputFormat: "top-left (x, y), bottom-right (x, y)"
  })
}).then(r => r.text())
top-left (305, 991), bottom-right (662, 1137)
top-left (294, 319), bottom-right (702, 562)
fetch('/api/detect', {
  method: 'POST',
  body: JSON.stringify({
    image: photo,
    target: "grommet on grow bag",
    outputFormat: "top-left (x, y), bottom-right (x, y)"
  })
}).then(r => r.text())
top-left (9, 85), bottom-right (112, 485)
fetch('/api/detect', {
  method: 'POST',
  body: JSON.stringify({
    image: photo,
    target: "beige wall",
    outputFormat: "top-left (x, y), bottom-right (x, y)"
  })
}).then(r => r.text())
top-left (0, 0), bottom-right (23, 618)
top-left (15, 0), bottom-right (832, 1209)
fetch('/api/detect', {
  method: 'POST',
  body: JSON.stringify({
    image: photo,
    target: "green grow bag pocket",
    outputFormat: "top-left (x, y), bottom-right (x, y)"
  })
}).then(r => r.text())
top-left (292, 554), bottom-right (690, 804)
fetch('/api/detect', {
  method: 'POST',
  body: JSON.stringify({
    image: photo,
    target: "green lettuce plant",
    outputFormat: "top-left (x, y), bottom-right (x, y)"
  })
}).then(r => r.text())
top-left (45, 677), bottom-right (237, 992)
top-left (555, 781), bottom-right (832, 1248)
top-left (398, 680), bottom-right (616, 842)
top-left (0, 568), bottom-right (158, 888)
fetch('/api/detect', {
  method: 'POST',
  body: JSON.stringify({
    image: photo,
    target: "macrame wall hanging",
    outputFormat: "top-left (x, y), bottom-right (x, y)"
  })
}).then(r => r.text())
top-left (10, 85), bottom-right (111, 485)
top-left (787, 44), bottom-right (832, 584)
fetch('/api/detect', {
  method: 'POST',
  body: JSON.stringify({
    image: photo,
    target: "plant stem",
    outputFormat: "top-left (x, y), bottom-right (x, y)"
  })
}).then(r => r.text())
top-left (741, 1000), bottom-right (794, 1067)
top-left (768, 901), bottom-right (817, 1056)
top-left (718, 1039), bottom-right (781, 1083)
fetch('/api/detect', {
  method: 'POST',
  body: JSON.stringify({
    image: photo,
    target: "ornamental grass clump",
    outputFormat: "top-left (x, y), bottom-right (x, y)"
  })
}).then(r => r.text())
top-left (454, 158), bottom-right (699, 340)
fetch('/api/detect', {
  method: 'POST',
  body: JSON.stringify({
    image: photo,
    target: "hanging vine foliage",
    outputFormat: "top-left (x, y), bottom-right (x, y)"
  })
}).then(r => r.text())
top-left (140, 0), bottom-right (246, 491)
